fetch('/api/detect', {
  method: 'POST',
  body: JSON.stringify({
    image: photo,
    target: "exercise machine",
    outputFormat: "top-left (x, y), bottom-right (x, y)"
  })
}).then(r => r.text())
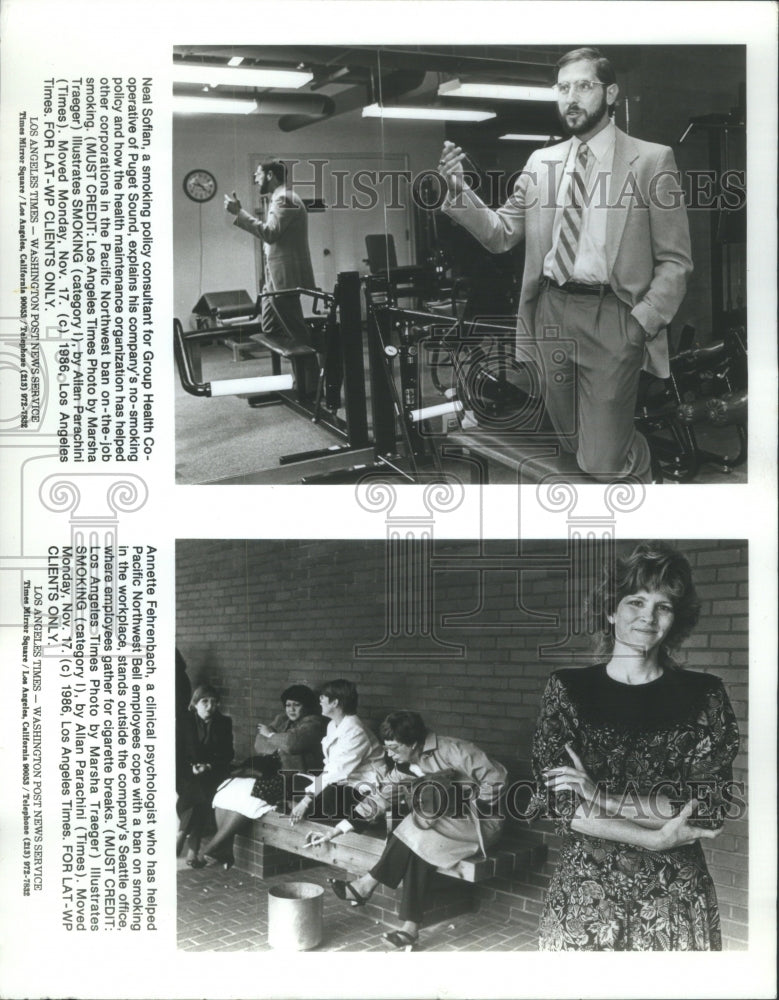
top-left (636, 324), bottom-right (747, 481)
top-left (634, 90), bottom-right (748, 481)
top-left (301, 269), bottom-right (547, 485)
top-left (174, 271), bottom-right (372, 471)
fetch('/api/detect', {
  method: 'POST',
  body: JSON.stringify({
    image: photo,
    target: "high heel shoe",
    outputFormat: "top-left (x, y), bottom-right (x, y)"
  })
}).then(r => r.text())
top-left (328, 878), bottom-right (372, 907)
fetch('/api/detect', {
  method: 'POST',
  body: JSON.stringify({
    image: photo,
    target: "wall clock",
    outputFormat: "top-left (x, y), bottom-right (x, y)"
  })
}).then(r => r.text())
top-left (183, 169), bottom-right (217, 203)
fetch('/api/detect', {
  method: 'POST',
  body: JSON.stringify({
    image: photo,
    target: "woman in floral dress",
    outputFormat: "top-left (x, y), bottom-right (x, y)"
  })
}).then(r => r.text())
top-left (532, 542), bottom-right (740, 950)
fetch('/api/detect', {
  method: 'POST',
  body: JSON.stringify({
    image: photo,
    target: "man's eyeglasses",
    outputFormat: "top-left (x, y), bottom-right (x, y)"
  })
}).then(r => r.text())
top-left (554, 80), bottom-right (607, 97)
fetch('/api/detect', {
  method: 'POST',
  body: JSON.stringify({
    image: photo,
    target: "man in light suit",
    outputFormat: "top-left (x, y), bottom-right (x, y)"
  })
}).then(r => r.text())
top-left (440, 47), bottom-right (693, 483)
top-left (225, 159), bottom-right (318, 396)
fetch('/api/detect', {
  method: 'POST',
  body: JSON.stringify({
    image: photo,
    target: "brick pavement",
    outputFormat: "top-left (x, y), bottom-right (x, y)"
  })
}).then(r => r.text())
top-left (177, 857), bottom-right (538, 953)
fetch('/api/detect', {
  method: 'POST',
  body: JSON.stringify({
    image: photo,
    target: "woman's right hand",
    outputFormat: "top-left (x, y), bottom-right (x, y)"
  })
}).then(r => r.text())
top-left (543, 744), bottom-right (601, 809)
top-left (651, 800), bottom-right (722, 851)
top-left (304, 830), bottom-right (338, 848)
top-left (289, 795), bottom-right (312, 826)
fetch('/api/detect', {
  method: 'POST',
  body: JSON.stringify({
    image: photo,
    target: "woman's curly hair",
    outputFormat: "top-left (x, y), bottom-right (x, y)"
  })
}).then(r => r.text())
top-left (589, 541), bottom-right (700, 665)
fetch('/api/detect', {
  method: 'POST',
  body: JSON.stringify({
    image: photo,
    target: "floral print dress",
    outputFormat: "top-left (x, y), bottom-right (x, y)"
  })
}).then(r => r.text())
top-left (532, 664), bottom-right (740, 951)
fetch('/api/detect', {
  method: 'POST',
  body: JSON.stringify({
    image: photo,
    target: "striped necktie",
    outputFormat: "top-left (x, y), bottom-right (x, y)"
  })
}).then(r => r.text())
top-left (550, 142), bottom-right (590, 285)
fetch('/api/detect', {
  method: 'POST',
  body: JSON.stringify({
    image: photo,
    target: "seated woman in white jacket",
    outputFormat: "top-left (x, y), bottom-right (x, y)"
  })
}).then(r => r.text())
top-left (306, 709), bottom-right (507, 951)
top-left (289, 678), bottom-right (385, 826)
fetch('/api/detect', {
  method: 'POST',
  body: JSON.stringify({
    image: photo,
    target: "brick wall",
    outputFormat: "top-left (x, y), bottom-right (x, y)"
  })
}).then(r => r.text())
top-left (176, 537), bottom-right (748, 949)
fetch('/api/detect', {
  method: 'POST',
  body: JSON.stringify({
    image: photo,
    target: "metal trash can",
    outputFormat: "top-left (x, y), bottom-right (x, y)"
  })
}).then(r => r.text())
top-left (267, 882), bottom-right (324, 951)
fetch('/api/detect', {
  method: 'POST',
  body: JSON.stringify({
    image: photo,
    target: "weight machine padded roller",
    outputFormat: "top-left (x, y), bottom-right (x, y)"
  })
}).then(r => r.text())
top-left (409, 400), bottom-right (464, 423)
top-left (208, 374), bottom-right (295, 397)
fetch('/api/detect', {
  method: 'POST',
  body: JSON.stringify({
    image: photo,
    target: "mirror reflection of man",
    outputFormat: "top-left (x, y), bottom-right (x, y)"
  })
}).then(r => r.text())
top-left (225, 159), bottom-right (318, 397)
top-left (439, 47), bottom-right (693, 483)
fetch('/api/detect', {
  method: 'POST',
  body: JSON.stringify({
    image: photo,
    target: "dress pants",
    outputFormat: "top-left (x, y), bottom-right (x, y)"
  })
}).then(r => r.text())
top-left (533, 285), bottom-right (651, 483)
top-left (261, 272), bottom-right (318, 398)
top-left (369, 833), bottom-right (435, 923)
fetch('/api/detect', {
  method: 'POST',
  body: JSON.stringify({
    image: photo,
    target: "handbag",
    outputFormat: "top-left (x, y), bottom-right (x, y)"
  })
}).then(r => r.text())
top-left (408, 768), bottom-right (487, 856)
top-left (405, 769), bottom-right (475, 829)
top-left (250, 772), bottom-right (284, 804)
top-left (230, 753), bottom-right (285, 805)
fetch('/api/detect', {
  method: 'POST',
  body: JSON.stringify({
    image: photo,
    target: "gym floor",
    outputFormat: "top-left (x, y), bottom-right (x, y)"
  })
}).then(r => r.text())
top-left (175, 340), bottom-right (748, 487)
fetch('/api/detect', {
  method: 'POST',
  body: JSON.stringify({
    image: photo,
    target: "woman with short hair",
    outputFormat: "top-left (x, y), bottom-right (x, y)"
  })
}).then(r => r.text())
top-left (310, 709), bottom-right (507, 951)
top-left (288, 678), bottom-right (385, 826)
top-left (253, 683), bottom-right (326, 774)
top-left (201, 684), bottom-right (326, 869)
top-left (176, 684), bottom-right (234, 867)
top-left (532, 541), bottom-right (740, 950)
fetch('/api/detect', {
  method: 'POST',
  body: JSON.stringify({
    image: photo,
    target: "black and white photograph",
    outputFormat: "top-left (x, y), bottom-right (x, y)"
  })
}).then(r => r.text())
top-left (173, 43), bottom-right (748, 487)
top-left (0, 2), bottom-right (776, 999)
top-left (175, 537), bottom-right (748, 953)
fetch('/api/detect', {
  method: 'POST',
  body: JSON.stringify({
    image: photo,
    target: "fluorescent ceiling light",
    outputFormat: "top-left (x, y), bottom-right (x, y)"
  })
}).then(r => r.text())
top-left (362, 103), bottom-right (495, 122)
top-left (439, 79), bottom-right (556, 102)
top-left (173, 95), bottom-right (257, 115)
top-left (173, 64), bottom-right (313, 89)
top-left (499, 133), bottom-right (561, 142)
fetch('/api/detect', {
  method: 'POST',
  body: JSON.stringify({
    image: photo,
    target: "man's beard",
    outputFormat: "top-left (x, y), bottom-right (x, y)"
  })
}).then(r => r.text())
top-left (259, 176), bottom-right (271, 195)
top-left (558, 92), bottom-right (609, 136)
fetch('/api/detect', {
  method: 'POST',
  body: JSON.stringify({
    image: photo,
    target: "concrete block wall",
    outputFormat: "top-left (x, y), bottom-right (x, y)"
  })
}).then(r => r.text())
top-left (629, 45), bottom-right (747, 342)
top-left (452, 44), bottom-right (746, 347)
top-left (176, 537), bottom-right (748, 948)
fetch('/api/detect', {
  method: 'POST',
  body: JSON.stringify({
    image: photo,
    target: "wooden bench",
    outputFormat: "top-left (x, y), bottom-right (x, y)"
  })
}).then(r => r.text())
top-left (244, 811), bottom-right (546, 883)
top-left (232, 811), bottom-right (547, 932)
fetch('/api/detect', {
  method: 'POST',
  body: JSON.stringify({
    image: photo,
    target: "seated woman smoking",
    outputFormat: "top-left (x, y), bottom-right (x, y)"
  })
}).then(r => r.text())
top-left (306, 709), bottom-right (507, 951)
top-left (288, 678), bottom-right (385, 827)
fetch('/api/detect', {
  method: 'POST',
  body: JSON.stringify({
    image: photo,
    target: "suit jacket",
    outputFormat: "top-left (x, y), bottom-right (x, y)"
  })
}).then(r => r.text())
top-left (233, 187), bottom-right (316, 291)
top-left (442, 127), bottom-right (693, 378)
top-left (307, 713), bottom-right (385, 797)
